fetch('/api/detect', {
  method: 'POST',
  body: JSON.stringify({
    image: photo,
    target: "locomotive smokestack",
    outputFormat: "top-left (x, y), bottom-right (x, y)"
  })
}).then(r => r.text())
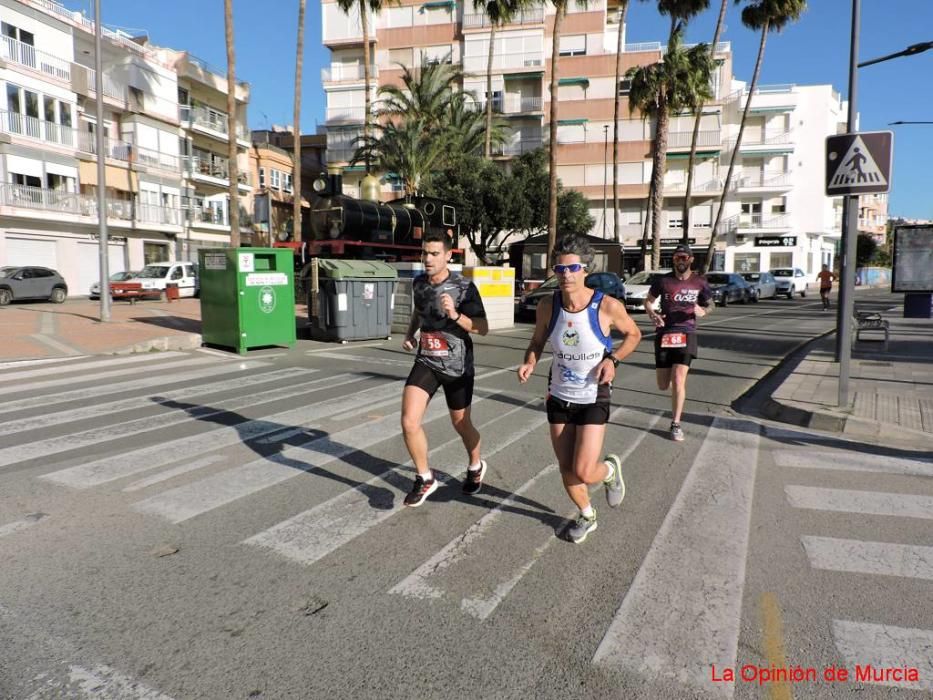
top-left (327, 166), bottom-right (343, 196)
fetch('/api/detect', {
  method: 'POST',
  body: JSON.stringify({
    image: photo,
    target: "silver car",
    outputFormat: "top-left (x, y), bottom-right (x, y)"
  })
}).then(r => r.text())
top-left (0, 266), bottom-right (68, 305)
top-left (740, 271), bottom-right (777, 300)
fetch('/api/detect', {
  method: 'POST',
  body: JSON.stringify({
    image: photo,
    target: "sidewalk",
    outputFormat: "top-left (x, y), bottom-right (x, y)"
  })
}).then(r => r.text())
top-left (762, 304), bottom-right (933, 451)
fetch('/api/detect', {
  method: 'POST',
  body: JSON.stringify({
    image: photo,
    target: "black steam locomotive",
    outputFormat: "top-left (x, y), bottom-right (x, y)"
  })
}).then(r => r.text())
top-left (296, 171), bottom-right (460, 261)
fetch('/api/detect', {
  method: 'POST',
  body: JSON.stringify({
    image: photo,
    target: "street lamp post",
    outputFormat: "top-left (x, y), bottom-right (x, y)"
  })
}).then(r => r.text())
top-left (602, 124), bottom-right (609, 239)
top-left (94, 0), bottom-right (110, 323)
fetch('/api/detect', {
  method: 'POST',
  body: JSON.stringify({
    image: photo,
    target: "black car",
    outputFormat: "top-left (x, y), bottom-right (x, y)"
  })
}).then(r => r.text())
top-left (0, 266), bottom-right (68, 305)
top-left (704, 273), bottom-right (753, 307)
top-left (517, 272), bottom-right (626, 320)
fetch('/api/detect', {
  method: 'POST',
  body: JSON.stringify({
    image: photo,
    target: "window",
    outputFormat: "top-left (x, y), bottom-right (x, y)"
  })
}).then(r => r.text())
top-left (559, 35), bottom-right (586, 57)
top-left (11, 173), bottom-right (41, 188)
top-left (258, 168), bottom-right (265, 188)
top-left (421, 45), bottom-right (452, 64)
top-left (386, 5), bottom-right (413, 27)
top-left (769, 252), bottom-right (792, 268)
top-left (388, 47), bottom-right (414, 67)
top-left (270, 170), bottom-right (281, 189)
top-left (556, 123), bottom-right (585, 143)
top-left (144, 242), bottom-right (168, 265)
top-left (734, 253), bottom-right (760, 272)
top-left (771, 197), bottom-right (786, 214)
top-left (618, 79), bottom-right (632, 96)
top-left (284, 173), bottom-right (292, 192)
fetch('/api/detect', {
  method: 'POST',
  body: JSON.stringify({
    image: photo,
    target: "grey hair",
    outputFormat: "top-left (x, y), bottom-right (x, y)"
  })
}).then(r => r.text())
top-left (553, 234), bottom-right (595, 269)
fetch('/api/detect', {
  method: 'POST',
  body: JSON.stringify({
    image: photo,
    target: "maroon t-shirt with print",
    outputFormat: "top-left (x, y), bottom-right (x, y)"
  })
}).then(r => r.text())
top-left (648, 272), bottom-right (712, 332)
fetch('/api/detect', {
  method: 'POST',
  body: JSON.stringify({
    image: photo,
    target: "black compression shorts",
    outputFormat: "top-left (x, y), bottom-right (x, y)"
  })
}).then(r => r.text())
top-left (654, 331), bottom-right (698, 368)
top-left (406, 362), bottom-right (474, 411)
top-left (546, 384), bottom-right (611, 425)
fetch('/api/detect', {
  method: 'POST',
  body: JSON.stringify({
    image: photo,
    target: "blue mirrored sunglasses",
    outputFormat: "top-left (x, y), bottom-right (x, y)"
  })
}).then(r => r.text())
top-left (552, 263), bottom-right (587, 274)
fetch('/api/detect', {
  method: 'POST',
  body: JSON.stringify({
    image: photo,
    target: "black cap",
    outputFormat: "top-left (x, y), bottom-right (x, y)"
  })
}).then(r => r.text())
top-left (673, 243), bottom-right (693, 256)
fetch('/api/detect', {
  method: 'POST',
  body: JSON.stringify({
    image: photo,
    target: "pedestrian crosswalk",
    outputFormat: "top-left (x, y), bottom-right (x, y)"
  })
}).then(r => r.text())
top-left (1, 353), bottom-right (932, 697)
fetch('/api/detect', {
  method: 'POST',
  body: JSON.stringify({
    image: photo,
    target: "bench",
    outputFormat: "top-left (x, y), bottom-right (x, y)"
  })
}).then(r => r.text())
top-left (853, 307), bottom-right (889, 351)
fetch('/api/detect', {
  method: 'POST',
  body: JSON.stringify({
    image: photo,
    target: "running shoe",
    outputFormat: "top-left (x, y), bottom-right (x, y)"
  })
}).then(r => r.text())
top-left (602, 454), bottom-right (625, 507)
top-left (567, 509), bottom-right (598, 544)
top-left (670, 422), bottom-right (685, 442)
top-left (404, 474), bottom-right (438, 507)
top-left (462, 459), bottom-right (487, 496)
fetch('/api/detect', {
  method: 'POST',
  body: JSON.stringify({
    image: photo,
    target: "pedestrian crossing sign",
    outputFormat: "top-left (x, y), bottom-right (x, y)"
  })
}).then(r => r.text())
top-left (825, 131), bottom-right (893, 196)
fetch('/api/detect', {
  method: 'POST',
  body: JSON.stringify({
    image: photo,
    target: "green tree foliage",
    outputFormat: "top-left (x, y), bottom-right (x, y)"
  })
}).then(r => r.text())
top-left (856, 233), bottom-right (878, 267)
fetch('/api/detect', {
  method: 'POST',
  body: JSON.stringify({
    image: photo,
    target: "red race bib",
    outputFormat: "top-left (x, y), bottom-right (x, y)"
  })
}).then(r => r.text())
top-left (660, 332), bottom-right (687, 349)
top-left (420, 332), bottom-right (449, 357)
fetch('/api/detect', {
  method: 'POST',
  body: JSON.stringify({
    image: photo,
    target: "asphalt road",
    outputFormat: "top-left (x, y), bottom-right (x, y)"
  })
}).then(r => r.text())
top-left (0, 292), bottom-right (930, 700)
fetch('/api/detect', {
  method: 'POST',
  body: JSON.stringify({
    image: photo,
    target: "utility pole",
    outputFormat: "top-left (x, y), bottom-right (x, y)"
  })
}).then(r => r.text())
top-left (602, 124), bottom-right (609, 239)
top-left (94, 0), bottom-right (110, 323)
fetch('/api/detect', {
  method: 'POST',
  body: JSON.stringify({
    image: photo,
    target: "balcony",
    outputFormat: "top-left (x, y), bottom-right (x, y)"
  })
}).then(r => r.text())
top-left (736, 213), bottom-right (791, 230)
top-left (493, 137), bottom-right (543, 157)
top-left (664, 178), bottom-right (724, 195)
top-left (732, 171), bottom-right (793, 190)
top-left (0, 183), bottom-right (182, 228)
top-left (0, 110), bottom-right (75, 147)
top-left (0, 35), bottom-right (71, 81)
top-left (463, 51), bottom-right (544, 74)
top-left (666, 130), bottom-right (721, 150)
top-left (183, 155), bottom-right (250, 188)
top-left (179, 103), bottom-right (249, 141)
top-left (326, 147), bottom-right (358, 164)
top-left (76, 132), bottom-right (181, 172)
top-left (730, 130), bottom-right (794, 149)
top-left (462, 7), bottom-right (544, 28)
top-left (477, 95), bottom-right (543, 115)
top-left (321, 64), bottom-right (378, 83)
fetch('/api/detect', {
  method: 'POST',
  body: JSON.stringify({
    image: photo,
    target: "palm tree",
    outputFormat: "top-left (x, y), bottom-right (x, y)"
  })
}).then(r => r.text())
top-left (703, 0), bottom-right (806, 272)
top-left (474, 0), bottom-right (531, 159)
top-left (547, 0), bottom-right (583, 264)
top-left (292, 0), bottom-right (307, 245)
top-left (223, 0), bottom-right (239, 247)
top-left (353, 119), bottom-right (450, 196)
top-left (680, 0), bottom-right (727, 243)
top-left (627, 28), bottom-right (713, 268)
top-left (378, 57), bottom-right (465, 128)
top-left (448, 92), bottom-right (510, 156)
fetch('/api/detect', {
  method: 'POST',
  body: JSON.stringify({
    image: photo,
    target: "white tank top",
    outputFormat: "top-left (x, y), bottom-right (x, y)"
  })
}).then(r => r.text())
top-left (546, 290), bottom-right (612, 403)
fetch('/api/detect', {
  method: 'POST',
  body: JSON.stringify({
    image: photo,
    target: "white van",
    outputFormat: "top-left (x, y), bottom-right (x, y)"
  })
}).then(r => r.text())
top-left (135, 261), bottom-right (199, 298)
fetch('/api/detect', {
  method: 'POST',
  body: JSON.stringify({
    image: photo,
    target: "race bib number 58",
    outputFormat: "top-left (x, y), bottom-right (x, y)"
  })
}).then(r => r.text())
top-left (660, 332), bottom-right (687, 349)
top-left (420, 332), bottom-right (449, 357)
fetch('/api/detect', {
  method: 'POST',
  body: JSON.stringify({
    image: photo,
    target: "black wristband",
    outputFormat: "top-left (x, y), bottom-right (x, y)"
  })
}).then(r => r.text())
top-left (604, 353), bottom-right (620, 368)
top-left (453, 312), bottom-right (462, 322)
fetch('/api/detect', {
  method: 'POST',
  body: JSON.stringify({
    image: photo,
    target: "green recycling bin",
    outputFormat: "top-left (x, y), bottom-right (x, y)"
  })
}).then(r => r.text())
top-left (310, 259), bottom-right (398, 342)
top-left (199, 247), bottom-right (296, 354)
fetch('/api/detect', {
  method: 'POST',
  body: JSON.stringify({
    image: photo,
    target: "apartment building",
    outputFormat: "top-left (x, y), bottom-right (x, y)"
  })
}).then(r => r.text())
top-left (320, 0), bottom-right (845, 276)
top-left (858, 192), bottom-right (888, 245)
top-left (0, 0), bottom-right (250, 296)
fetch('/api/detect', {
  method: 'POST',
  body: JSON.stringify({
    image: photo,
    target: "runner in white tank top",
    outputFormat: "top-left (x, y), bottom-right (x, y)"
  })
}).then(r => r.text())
top-left (517, 235), bottom-right (642, 544)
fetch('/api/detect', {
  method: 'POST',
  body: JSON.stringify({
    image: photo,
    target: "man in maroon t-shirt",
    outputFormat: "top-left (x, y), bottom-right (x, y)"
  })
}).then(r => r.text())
top-left (645, 244), bottom-right (713, 442)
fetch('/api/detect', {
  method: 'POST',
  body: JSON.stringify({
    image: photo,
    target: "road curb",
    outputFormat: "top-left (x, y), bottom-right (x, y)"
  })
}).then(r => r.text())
top-left (112, 333), bottom-right (203, 355)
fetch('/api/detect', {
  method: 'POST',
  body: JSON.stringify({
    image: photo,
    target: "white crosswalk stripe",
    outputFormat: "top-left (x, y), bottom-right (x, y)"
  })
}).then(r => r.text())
top-left (24, 664), bottom-right (176, 700)
top-left (0, 367), bottom-right (311, 437)
top-left (593, 417), bottom-right (760, 697)
top-left (831, 621), bottom-right (933, 691)
top-left (0, 513), bottom-right (47, 538)
top-left (772, 448), bottom-right (933, 477)
top-left (0, 352), bottom-right (185, 383)
top-left (38, 375), bottom-right (393, 489)
top-left (0, 371), bottom-right (341, 469)
top-left (245, 399), bottom-right (548, 566)
top-left (801, 536), bottom-right (933, 580)
top-left (785, 485), bottom-right (933, 520)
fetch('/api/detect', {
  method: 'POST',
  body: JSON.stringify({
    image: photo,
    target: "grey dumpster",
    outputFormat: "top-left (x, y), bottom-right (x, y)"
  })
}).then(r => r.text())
top-left (310, 259), bottom-right (398, 342)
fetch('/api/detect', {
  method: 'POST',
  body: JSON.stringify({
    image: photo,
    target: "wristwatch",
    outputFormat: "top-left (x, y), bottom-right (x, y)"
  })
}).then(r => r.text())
top-left (607, 355), bottom-right (620, 368)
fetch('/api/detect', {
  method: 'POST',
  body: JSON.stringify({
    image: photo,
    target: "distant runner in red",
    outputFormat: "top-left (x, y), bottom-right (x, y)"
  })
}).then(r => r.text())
top-left (644, 244), bottom-right (713, 442)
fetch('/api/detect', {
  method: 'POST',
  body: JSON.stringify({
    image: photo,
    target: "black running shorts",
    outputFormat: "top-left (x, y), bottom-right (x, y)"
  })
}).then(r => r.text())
top-left (654, 331), bottom-right (698, 368)
top-left (546, 385), bottom-right (611, 426)
top-left (406, 362), bottom-right (474, 411)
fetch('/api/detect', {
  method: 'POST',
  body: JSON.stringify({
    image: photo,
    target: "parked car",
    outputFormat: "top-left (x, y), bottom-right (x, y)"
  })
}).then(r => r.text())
top-left (133, 261), bottom-right (199, 299)
top-left (740, 271), bottom-right (778, 300)
top-left (770, 267), bottom-right (809, 299)
top-left (623, 270), bottom-right (670, 313)
top-left (0, 266), bottom-right (68, 305)
top-left (705, 272), bottom-right (753, 307)
top-left (89, 270), bottom-right (138, 299)
top-left (516, 271), bottom-right (626, 320)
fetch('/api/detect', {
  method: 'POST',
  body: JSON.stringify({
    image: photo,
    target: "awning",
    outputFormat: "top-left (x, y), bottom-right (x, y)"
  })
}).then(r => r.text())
top-left (78, 161), bottom-right (138, 191)
top-left (558, 77), bottom-right (589, 88)
top-left (666, 150), bottom-right (720, 160)
top-left (420, 0), bottom-right (454, 10)
top-left (737, 148), bottom-right (792, 156)
top-left (557, 118), bottom-right (588, 126)
top-left (748, 105), bottom-right (794, 113)
top-left (504, 71), bottom-right (543, 80)
top-left (344, 165), bottom-right (366, 172)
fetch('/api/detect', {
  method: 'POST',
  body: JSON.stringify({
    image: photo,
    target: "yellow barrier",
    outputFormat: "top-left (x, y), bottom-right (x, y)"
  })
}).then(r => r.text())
top-left (474, 282), bottom-right (513, 298)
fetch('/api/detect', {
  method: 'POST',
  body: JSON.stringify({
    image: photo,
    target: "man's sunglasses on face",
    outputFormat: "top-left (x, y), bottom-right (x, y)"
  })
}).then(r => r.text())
top-left (553, 263), bottom-right (587, 274)
top-left (673, 255), bottom-right (691, 261)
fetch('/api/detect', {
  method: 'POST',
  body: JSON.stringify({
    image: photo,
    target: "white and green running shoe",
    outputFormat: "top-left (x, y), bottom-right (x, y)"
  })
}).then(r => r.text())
top-left (603, 454), bottom-right (625, 508)
top-left (567, 509), bottom-right (598, 544)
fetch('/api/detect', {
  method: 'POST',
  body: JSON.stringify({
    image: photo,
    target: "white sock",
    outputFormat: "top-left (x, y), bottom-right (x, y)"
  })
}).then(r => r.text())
top-left (580, 505), bottom-right (595, 519)
top-left (419, 470), bottom-right (433, 482)
top-left (467, 461), bottom-right (482, 472)
top-left (603, 461), bottom-right (614, 483)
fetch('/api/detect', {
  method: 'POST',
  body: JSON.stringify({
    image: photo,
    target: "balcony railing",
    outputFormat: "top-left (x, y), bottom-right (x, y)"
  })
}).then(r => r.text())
top-left (321, 64), bottom-right (378, 82)
top-left (737, 213), bottom-right (790, 229)
top-left (624, 42), bottom-right (662, 52)
top-left (493, 137), bottom-right (543, 156)
top-left (0, 111), bottom-right (75, 147)
top-left (476, 95), bottom-right (543, 114)
top-left (0, 183), bottom-right (183, 226)
top-left (179, 103), bottom-right (249, 139)
top-left (728, 130), bottom-right (794, 149)
top-left (733, 171), bottom-right (792, 189)
top-left (665, 178), bottom-right (724, 194)
top-left (326, 147), bottom-right (358, 163)
top-left (463, 51), bottom-right (543, 73)
top-left (666, 130), bottom-right (721, 149)
top-left (83, 66), bottom-right (126, 101)
top-left (0, 35), bottom-right (71, 80)
top-left (77, 132), bottom-right (181, 171)
top-left (462, 7), bottom-right (544, 28)
top-left (185, 154), bottom-right (229, 180)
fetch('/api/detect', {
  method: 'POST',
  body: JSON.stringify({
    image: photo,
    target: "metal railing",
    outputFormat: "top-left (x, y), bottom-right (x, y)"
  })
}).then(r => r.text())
top-left (179, 103), bottom-right (249, 139)
top-left (326, 147), bottom-right (357, 163)
top-left (76, 131), bottom-right (180, 171)
top-left (493, 137), bottom-right (543, 156)
top-left (665, 177), bottom-right (724, 193)
top-left (728, 130), bottom-right (794, 148)
top-left (476, 95), bottom-right (543, 114)
top-left (733, 171), bottom-right (792, 189)
top-left (0, 110), bottom-right (75, 146)
top-left (83, 65), bottom-right (126, 101)
top-left (462, 7), bottom-right (544, 28)
top-left (666, 130), bottom-right (720, 149)
top-left (184, 154), bottom-right (230, 181)
top-left (463, 52), bottom-right (543, 73)
top-left (737, 213), bottom-right (791, 229)
top-left (321, 64), bottom-right (378, 82)
top-left (0, 35), bottom-right (71, 80)
top-left (625, 42), bottom-right (662, 52)
top-left (0, 183), bottom-right (183, 226)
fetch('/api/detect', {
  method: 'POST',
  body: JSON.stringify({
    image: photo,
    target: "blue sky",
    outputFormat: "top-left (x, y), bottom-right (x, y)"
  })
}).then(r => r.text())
top-left (64, 1), bottom-right (931, 218)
